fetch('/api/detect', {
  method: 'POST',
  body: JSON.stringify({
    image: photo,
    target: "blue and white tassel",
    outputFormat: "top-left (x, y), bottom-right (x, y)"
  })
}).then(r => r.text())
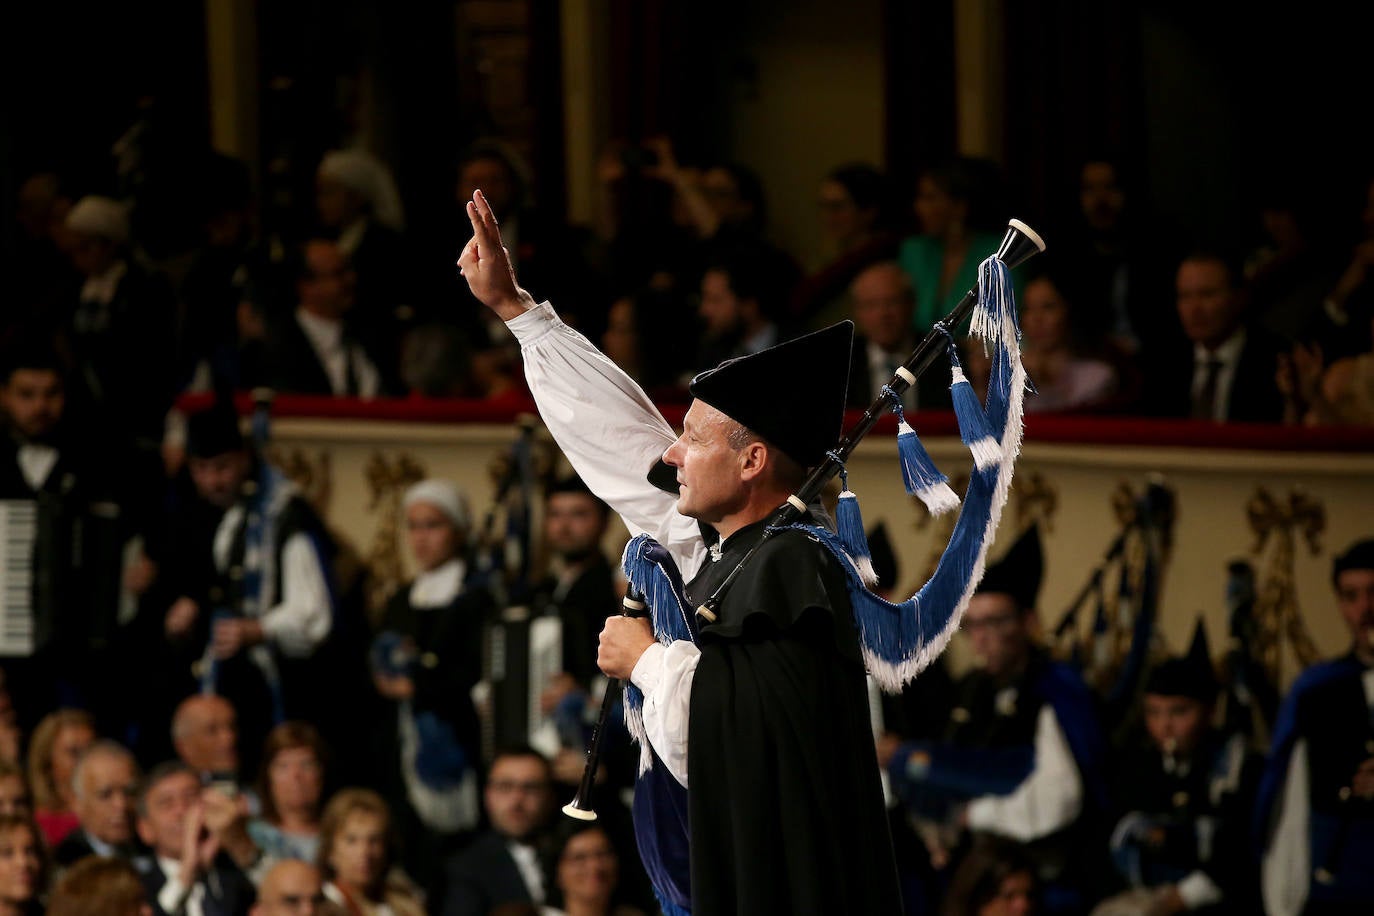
top-left (946, 341), bottom-right (1002, 471)
top-left (835, 469), bottom-right (878, 587)
top-left (894, 404), bottom-right (960, 516)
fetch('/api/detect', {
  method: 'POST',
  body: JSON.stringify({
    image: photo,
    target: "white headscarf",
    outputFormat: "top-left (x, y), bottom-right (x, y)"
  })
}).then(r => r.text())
top-left (66, 195), bottom-right (130, 245)
top-left (402, 479), bottom-right (470, 535)
top-left (318, 149), bottom-right (406, 231)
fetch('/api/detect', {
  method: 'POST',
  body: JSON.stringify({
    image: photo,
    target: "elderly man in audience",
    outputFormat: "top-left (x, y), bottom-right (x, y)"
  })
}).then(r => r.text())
top-left (135, 761), bottom-right (259, 916)
top-left (250, 859), bottom-right (329, 916)
top-left (1258, 538), bottom-right (1374, 915)
top-left (844, 260), bottom-right (951, 412)
top-left (54, 740), bottom-right (142, 867)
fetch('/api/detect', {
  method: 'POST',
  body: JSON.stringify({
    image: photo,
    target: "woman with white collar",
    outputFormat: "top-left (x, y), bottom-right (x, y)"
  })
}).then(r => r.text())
top-left (371, 478), bottom-right (492, 888)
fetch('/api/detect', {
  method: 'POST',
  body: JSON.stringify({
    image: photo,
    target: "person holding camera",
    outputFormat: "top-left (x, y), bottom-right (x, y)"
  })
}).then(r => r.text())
top-left (135, 761), bottom-right (260, 916)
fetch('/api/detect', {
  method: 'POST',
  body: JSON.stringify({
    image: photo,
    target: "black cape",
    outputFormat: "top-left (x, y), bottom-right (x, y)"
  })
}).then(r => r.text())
top-left (684, 519), bottom-right (901, 915)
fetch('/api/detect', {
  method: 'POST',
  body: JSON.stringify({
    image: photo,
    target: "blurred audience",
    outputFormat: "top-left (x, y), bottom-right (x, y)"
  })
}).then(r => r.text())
top-left (248, 722), bottom-right (329, 864)
top-left (27, 709), bottom-right (95, 847)
top-left (317, 788), bottom-right (423, 916)
top-left (55, 741), bottom-right (142, 866)
top-left (0, 814), bottom-right (45, 916)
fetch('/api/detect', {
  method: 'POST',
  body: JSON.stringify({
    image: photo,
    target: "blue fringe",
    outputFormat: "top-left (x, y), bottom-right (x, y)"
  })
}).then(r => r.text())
top-left (897, 419), bottom-right (960, 515)
top-left (621, 535), bottom-right (697, 645)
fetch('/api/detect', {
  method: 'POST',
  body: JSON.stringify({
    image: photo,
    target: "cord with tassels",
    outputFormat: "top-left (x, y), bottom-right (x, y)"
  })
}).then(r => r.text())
top-left (941, 331), bottom-right (1002, 471)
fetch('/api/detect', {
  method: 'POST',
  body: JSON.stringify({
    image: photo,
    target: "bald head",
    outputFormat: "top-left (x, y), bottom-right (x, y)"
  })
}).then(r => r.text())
top-left (172, 695), bottom-right (238, 775)
top-left (253, 860), bottom-right (327, 916)
top-left (849, 261), bottom-right (914, 351)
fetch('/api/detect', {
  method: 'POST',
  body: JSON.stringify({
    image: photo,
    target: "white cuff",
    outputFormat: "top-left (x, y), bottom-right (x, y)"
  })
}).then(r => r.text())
top-left (965, 797), bottom-right (997, 830)
top-left (1177, 871), bottom-right (1223, 909)
top-left (506, 301), bottom-right (560, 345)
top-left (630, 642), bottom-right (667, 693)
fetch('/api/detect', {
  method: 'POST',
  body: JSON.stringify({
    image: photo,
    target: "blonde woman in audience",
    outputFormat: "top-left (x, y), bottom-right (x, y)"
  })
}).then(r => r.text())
top-left (0, 766), bottom-right (31, 820)
top-left (46, 855), bottom-right (150, 916)
top-left (0, 814), bottom-right (45, 916)
top-left (542, 823), bottom-right (644, 916)
top-left (318, 789), bottom-right (423, 916)
top-left (26, 710), bottom-right (94, 847)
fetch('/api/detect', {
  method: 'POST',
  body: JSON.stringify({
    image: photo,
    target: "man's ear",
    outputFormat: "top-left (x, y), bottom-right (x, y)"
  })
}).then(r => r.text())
top-left (737, 440), bottom-right (769, 482)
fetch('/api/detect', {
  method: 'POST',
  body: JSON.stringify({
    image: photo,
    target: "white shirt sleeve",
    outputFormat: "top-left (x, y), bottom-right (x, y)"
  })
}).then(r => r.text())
top-left (1261, 739), bottom-right (1310, 916)
top-left (506, 302), bottom-right (707, 580)
top-left (630, 640), bottom-right (700, 787)
top-left (964, 705), bottom-right (1083, 841)
top-left (258, 533), bottom-right (333, 657)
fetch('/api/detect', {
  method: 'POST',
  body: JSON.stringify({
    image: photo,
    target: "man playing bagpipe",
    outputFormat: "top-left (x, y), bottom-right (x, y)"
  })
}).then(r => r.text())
top-left (885, 525), bottom-right (1109, 913)
top-left (1258, 538), bottom-right (1374, 915)
top-left (1100, 624), bottom-right (1262, 914)
top-left (458, 190), bottom-right (1040, 915)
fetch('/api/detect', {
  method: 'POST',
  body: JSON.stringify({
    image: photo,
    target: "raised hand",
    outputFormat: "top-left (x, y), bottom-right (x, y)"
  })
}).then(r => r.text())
top-left (457, 189), bottom-right (535, 321)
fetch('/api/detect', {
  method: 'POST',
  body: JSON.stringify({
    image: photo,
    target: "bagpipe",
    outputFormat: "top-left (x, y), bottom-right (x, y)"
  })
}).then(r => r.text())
top-left (565, 218), bottom-right (1046, 820)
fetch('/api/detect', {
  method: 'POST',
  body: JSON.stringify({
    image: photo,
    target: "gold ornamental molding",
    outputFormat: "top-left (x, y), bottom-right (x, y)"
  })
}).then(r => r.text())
top-left (1246, 487), bottom-right (1324, 686)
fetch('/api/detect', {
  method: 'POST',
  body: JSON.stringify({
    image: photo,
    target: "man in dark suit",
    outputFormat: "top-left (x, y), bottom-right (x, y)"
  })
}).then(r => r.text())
top-left (437, 746), bottom-right (557, 916)
top-left (53, 740), bottom-right (142, 867)
top-left (135, 761), bottom-right (257, 916)
top-left (258, 239), bottom-right (388, 398)
top-left (1150, 252), bottom-right (1286, 422)
top-left (0, 345), bottom-right (153, 733)
top-left (845, 260), bottom-right (952, 412)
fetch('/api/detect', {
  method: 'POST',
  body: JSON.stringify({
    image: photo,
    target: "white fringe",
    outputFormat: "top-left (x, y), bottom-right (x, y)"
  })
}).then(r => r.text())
top-left (917, 482), bottom-right (961, 516)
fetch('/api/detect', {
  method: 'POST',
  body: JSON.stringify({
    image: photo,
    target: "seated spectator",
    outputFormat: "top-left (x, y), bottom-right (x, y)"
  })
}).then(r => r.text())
top-left (437, 746), bottom-right (557, 916)
top-left (48, 856), bottom-right (148, 916)
top-left (27, 709), bottom-right (95, 847)
top-left (250, 859), bottom-right (328, 916)
top-left (61, 194), bottom-right (178, 442)
top-left (317, 789), bottom-right (423, 916)
top-left (316, 149), bottom-right (413, 380)
top-left (1146, 251), bottom-right (1286, 422)
top-left (54, 741), bottom-right (142, 866)
top-left (372, 480), bottom-right (489, 883)
top-left (845, 260), bottom-right (952, 412)
top-left (792, 162), bottom-right (901, 325)
top-left (1055, 157), bottom-right (1178, 361)
top-left (1017, 265), bottom-right (1121, 413)
top-left (941, 837), bottom-right (1039, 916)
top-left (257, 239), bottom-right (387, 398)
top-left (899, 158), bottom-right (1007, 334)
top-left (135, 762), bottom-right (256, 916)
top-left (1100, 629), bottom-right (1261, 914)
top-left (0, 813), bottom-right (45, 916)
top-left (599, 288), bottom-right (694, 399)
top-left (1278, 313), bottom-right (1374, 426)
top-left (1310, 176), bottom-right (1374, 362)
top-left (248, 723), bottom-right (328, 864)
top-left (0, 766), bottom-right (30, 820)
top-left (691, 254), bottom-right (788, 376)
top-left (542, 822), bottom-right (645, 916)
top-left (172, 695), bottom-right (242, 786)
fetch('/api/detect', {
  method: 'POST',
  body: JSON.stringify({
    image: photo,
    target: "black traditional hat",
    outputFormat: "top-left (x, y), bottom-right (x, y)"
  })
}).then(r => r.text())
top-left (689, 321), bottom-right (853, 468)
top-left (1145, 618), bottom-right (1218, 702)
top-left (976, 523), bottom-right (1043, 611)
top-left (186, 404), bottom-right (245, 458)
top-left (1332, 538), bottom-right (1374, 585)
